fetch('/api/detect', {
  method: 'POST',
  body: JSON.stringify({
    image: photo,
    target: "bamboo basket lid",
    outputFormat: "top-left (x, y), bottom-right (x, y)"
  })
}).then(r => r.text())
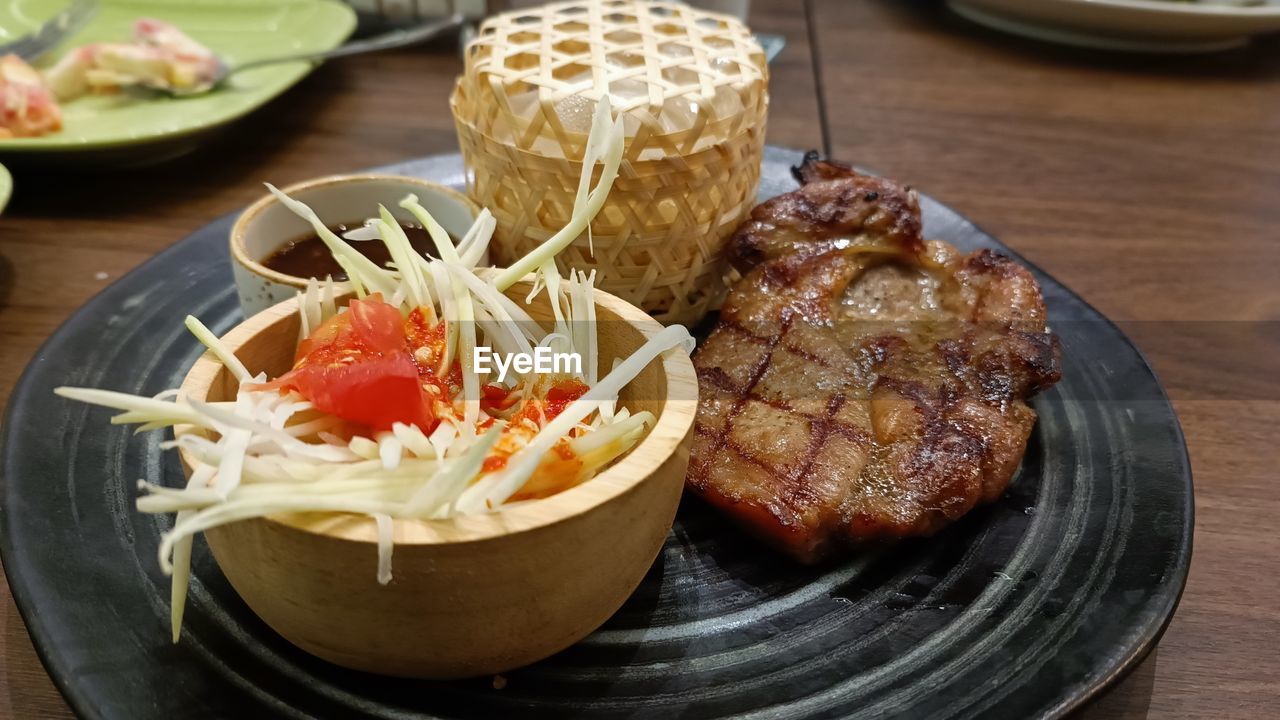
top-left (452, 0), bottom-right (769, 325)
top-left (457, 0), bottom-right (767, 162)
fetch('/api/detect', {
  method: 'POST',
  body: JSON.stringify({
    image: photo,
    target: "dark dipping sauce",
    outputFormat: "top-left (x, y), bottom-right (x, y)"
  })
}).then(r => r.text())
top-left (263, 221), bottom-right (448, 281)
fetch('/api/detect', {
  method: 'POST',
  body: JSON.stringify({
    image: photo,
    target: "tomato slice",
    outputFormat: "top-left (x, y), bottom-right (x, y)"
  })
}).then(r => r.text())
top-left (280, 355), bottom-right (430, 433)
top-left (293, 312), bottom-right (346, 362)
top-left (348, 295), bottom-right (404, 352)
top-left (255, 295), bottom-right (435, 433)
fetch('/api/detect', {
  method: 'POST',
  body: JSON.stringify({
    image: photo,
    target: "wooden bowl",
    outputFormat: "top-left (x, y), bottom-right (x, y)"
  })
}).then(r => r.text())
top-left (175, 281), bottom-right (698, 678)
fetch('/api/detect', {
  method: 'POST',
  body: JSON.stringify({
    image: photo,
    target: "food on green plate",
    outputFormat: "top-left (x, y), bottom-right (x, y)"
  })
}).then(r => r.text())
top-left (2, 18), bottom-right (219, 139)
top-left (56, 97), bottom-right (695, 641)
top-left (0, 54), bottom-right (62, 138)
top-left (44, 18), bottom-right (219, 100)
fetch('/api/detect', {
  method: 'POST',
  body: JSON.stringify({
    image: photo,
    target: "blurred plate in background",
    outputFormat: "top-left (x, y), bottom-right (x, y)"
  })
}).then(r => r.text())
top-left (0, 0), bottom-right (356, 165)
top-left (950, 0), bottom-right (1280, 52)
top-left (0, 161), bottom-right (10, 214)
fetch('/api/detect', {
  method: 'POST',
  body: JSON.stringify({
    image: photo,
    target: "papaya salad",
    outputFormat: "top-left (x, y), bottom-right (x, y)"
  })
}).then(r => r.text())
top-left (55, 98), bottom-right (694, 640)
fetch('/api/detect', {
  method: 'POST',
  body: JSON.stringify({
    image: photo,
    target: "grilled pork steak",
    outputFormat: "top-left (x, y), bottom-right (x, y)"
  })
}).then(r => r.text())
top-left (687, 154), bottom-right (1062, 563)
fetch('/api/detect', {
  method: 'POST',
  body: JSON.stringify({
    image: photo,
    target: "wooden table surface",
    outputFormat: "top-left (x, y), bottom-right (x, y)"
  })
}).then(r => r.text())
top-left (2, 1), bottom-right (1277, 717)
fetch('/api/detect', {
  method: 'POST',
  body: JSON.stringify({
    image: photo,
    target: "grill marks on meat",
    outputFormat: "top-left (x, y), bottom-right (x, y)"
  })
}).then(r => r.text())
top-left (687, 155), bottom-right (1062, 563)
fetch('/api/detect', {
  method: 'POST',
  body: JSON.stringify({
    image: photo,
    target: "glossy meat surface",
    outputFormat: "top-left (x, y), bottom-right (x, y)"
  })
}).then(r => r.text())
top-left (688, 155), bottom-right (1062, 563)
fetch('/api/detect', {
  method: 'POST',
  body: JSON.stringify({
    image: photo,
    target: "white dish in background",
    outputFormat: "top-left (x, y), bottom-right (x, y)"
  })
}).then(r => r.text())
top-left (949, 0), bottom-right (1280, 53)
top-left (230, 174), bottom-right (480, 318)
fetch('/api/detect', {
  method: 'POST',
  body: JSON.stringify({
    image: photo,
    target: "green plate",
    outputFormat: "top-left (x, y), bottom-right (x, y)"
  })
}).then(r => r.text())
top-left (0, 0), bottom-right (355, 160)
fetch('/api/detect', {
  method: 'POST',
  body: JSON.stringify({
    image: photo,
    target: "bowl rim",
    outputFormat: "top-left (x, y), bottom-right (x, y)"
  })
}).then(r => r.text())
top-left (176, 279), bottom-right (699, 547)
top-left (229, 173), bottom-right (481, 291)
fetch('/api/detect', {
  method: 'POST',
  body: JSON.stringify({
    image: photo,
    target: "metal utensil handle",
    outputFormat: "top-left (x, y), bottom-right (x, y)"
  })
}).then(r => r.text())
top-left (226, 14), bottom-right (463, 77)
top-left (0, 0), bottom-right (98, 60)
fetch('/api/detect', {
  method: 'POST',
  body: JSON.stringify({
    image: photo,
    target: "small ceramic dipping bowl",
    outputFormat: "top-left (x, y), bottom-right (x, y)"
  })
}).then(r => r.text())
top-left (175, 283), bottom-right (698, 678)
top-left (230, 174), bottom-right (480, 318)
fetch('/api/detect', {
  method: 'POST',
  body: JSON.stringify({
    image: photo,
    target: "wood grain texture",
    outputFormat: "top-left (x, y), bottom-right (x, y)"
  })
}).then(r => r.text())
top-left (0, 0), bottom-right (1264, 715)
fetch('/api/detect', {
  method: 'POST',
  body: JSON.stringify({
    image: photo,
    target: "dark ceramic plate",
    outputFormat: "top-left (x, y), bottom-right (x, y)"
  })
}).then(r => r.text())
top-left (0, 148), bottom-right (1192, 719)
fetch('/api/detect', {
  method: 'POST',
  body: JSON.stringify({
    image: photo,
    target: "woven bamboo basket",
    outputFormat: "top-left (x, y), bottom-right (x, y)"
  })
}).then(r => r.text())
top-left (451, 0), bottom-right (768, 325)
